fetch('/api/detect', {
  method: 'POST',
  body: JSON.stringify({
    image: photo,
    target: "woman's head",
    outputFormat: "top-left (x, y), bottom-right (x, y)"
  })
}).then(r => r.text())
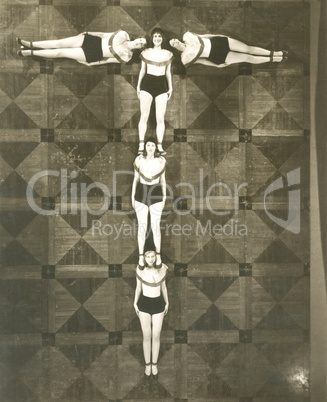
top-left (150, 27), bottom-right (165, 47)
top-left (144, 250), bottom-right (156, 267)
top-left (130, 37), bottom-right (147, 49)
top-left (143, 136), bottom-right (158, 157)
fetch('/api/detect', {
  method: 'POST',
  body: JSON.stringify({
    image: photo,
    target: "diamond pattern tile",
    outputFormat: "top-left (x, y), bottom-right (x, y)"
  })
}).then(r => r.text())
top-left (0, 2), bottom-right (310, 401)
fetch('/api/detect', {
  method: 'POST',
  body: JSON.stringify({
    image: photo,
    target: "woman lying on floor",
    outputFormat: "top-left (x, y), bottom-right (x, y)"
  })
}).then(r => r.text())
top-left (170, 32), bottom-right (288, 68)
top-left (17, 30), bottom-right (146, 66)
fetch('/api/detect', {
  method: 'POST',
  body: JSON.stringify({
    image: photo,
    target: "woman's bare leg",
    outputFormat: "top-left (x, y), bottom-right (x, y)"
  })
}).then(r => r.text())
top-left (20, 34), bottom-right (85, 49)
top-left (135, 201), bottom-right (149, 266)
top-left (149, 202), bottom-right (163, 266)
top-left (227, 37), bottom-right (283, 57)
top-left (151, 312), bottom-right (165, 375)
top-left (155, 93), bottom-right (168, 152)
top-left (138, 91), bottom-right (153, 151)
top-left (138, 312), bottom-right (152, 374)
top-left (225, 51), bottom-right (282, 66)
top-left (20, 48), bottom-right (86, 62)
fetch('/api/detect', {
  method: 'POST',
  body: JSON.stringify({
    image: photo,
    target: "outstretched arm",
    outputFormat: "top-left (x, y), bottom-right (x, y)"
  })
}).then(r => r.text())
top-left (160, 171), bottom-right (166, 208)
top-left (161, 280), bottom-right (169, 315)
top-left (134, 277), bottom-right (142, 316)
top-left (137, 60), bottom-right (146, 99)
top-left (165, 63), bottom-right (173, 100)
top-left (131, 170), bottom-right (140, 210)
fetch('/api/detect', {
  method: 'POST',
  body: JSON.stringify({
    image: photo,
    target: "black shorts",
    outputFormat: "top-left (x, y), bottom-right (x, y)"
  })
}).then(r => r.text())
top-left (207, 36), bottom-right (230, 65)
top-left (140, 74), bottom-right (168, 98)
top-left (82, 34), bottom-right (103, 63)
top-left (138, 294), bottom-right (165, 315)
top-left (135, 182), bottom-right (163, 207)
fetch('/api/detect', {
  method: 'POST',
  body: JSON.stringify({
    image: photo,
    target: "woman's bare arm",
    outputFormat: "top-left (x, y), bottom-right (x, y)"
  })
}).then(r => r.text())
top-left (131, 170), bottom-right (140, 209)
top-left (134, 277), bottom-right (142, 315)
top-left (137, 60), bottom-right (146, 97)
top-left (161, 280), bottom-right (169, 314)
top-left (165, 63), bottom-right (173, 99)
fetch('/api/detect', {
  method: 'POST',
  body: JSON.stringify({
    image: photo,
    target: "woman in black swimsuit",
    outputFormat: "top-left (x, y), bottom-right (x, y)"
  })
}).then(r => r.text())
top-left (131, 137), bottom-right (166, 269)
top-left (137, 28), bottom-right (173, 155)
top-left (170, 32), bottom-right (288, 68)
top-left (16, 31), bottom-right (146, 66)
top-left (134, 250), bottom-right (169, 379)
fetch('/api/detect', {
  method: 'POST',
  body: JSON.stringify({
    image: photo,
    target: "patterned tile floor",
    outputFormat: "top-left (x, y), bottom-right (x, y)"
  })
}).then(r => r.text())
top-left (0, 1), bottom-right (310, 400)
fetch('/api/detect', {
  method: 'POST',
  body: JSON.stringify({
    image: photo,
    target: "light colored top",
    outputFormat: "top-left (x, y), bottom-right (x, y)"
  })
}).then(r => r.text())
top-left (180, 32), bottom-right (205, 67)
top-left (136, 264), bottom-right (168, 297)
top-left (140, 48), bottom-right (174, 67)
top-left (109, 30), bottom-right (133, 63)
top-left (133, 155), bottom-right (166, 184)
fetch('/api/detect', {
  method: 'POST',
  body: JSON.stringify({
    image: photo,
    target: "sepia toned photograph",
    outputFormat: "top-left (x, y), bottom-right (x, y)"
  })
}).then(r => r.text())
top-left (0, 0), bottom-right (326, 400)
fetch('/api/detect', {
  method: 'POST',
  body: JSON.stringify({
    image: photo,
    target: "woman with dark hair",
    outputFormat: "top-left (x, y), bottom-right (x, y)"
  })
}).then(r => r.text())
top-left (169, 32), bottom-right (288, 68)
top-left (134, 250), bottom-right (169, 379)
top-left (137, 28), bottom-right (173, 155)
top-left (16, 30), bottom-right (146, 66)
top-left (131, 137), bottom-right (166, 269)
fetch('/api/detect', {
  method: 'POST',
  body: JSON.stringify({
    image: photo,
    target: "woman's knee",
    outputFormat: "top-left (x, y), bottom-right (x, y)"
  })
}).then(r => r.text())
top-left (156, 114), bottom-right (165, 126)
top-left (143, 332), bottom-right (151, 341)
top-left (152, 331), bottom-right (161, 342)
top-left (139, 112), bottom-right (150, 124)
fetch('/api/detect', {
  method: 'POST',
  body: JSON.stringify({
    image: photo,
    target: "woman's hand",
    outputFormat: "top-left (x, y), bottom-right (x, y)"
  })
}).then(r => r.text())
top-left (134, 303), bottom-right (139, 316)
top-left (167, 89), bottom-right (172, 100)
top-left (164, 303), bottom-right (169, 315)
top-left (131, 197), bottom-right (135, 210)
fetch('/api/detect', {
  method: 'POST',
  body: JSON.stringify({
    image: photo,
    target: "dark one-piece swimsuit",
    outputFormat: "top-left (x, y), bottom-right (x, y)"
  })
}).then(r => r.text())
top-left (140, 74), bottom-right (168, 98)
top-left (135, 182), bottom-right (163, 207)
top-left (82, 33), bottom-right (103, 63)
top-left (207, 36), bottom-right (230, 65)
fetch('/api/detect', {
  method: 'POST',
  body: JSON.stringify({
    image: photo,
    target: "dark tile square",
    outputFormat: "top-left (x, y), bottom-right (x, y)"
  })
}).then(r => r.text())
top-left (109, 331), bottom-right (122, 345)
top-left (175, 330), bottom-right (187, 344)
top-left (40, 59), bottom-right (54, 74)
top-left (42, 265), bottom-right (55, 279)
top-left (174, 197), bottom-right (188, 211)
top-left (239, 196), bottom-right (252, 210)
top-left (42, 333), bottom-right (55, 346)
top-left (238, 1), bottom-right (251, 7)
top-left (239, 330), bottom-right (252, 343)
top-left (108, 196), bottom-right (122, 211)
top-left (303, 61), bottom-right (310, 76)
top-left (239, 129), bottom-right (252, 142)
top-left (173, 0), bottom-right (186, 6)
top-left (303, 129), bottom-right (310, 138)
top-left (41, 129), bottom-right (54, 142)
top-left (303, 329), bottom-right (310, 343)
top-left (174, 263), bottom-right (187, 277)
top-left (41, 197), bottom-right (56, 210)
top-left (107, 64), bottom-right (121, 75)
top-left (107, 0), bottom-right (120, 5)
top-left (239, 263), bottom-right (252, 277)
top-left (238, 63), bottom-right (252, 75)
top-left (109, 264), bottom-right (122, 278)
top-left (108, 129), bottom-right (121, 142)
top-left (302, 196), bottom-right (310, 211)
top-left (174, 129), bottom-right (187, 142)
top-left (303, 263), bottom-right (310, 276)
